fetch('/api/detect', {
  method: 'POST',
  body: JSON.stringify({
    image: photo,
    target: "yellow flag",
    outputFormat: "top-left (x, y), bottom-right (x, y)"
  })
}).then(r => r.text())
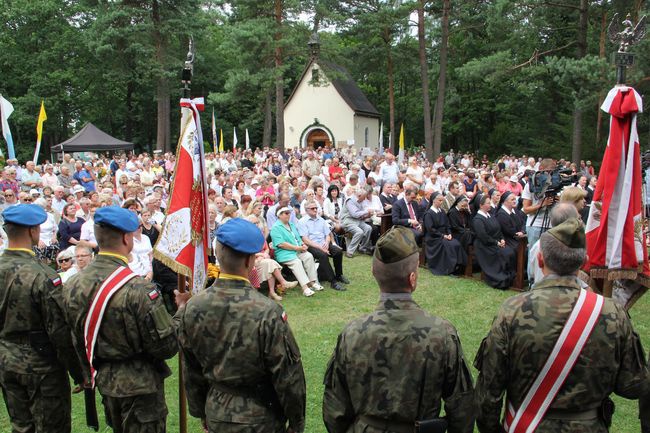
top-left (36, 101), bottom-right (47, 143)
top-left (219, 128), bottom-right (224, 152)
top-left (398, 123), bottom-right (405, 164)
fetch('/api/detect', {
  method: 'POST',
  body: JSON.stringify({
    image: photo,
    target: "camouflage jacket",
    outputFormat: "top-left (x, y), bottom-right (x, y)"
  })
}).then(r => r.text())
top-left (474, 274), bottom-right (649, 433)
top-left (177, 276), bottom-right (306, 432)
top-left (63, 254), bottom-right (178, 397)
top-left (322, 293), bottom-right (475, 433)
top-left (0, 249), bottom-right (83, 382)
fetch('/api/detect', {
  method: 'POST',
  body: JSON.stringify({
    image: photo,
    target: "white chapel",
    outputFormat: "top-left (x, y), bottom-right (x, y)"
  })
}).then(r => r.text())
top-left (283, 34), bottom-right (381, 150)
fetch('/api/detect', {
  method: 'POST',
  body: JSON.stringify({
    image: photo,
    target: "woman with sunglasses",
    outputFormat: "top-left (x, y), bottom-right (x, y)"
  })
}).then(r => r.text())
top-left (56, 247), bottom-right (76, 282)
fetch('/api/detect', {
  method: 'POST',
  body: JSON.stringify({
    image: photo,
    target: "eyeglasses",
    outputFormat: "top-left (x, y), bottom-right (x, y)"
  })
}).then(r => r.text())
top-left (4, 193), bottom-right (14, 197)
top-left (58, 258), bottom-right (72, 263)
top-left (23, 198), bottom-right (33, 202)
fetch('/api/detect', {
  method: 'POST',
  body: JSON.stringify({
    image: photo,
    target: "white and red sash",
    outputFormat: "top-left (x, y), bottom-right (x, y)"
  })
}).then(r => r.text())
top-left (503, 289), bottom-right (604, 433)
top-left (83, 266), bottom-right (138, 388)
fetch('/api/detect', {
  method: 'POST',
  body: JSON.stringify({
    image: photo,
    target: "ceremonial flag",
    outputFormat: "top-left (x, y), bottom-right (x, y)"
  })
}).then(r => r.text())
top-left (245, 128), bottom-right (250, 150)
top-left (233, 127), bottom-right (238, 153)
top-left (219, 128), bottom-right (224, 152)
top-left (378, 122), bottom-right (384, 156)
top-left (154, 97), bottom-right (209, 293)
top-left (33, 101), bottom-right (47, 164)
top-left (211, 109), bottom-right (217, 154)
top-left (0, 95), bottom-right (16, 160)
top-left (398, 123), bottom-right (405, 164)
top-left (585, 86), bottom-right (650, 299)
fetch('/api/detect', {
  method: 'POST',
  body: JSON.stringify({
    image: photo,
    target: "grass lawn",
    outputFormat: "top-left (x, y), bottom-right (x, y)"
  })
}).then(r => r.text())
top-left (2, 255), bottom-right (649, 432)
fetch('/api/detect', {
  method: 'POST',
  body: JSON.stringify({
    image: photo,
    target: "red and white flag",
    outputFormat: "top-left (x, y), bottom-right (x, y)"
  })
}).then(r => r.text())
top-left (153, 97), bottom-right (209, 292)
top-left (585, 86), bottom-right (650, 286)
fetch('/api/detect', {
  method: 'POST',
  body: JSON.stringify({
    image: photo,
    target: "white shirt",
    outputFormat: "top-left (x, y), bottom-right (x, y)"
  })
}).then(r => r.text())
top-left (521, 183), bottom-right (544, 228)
top-left (129, 235), bottom-right (153, 276)
top-left (80, 219), bottom-right (97, 245)
top-left (39, 214), bottom-right (58, 246)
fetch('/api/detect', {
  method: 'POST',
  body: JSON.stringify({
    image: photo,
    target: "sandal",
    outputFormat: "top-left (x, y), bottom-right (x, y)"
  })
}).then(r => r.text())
top-left (270, 292), bottom-right (283, 301)
top-left (282, 281), bottom-right (298, 290)
top-left (302, 288), bottom-right (315, 297)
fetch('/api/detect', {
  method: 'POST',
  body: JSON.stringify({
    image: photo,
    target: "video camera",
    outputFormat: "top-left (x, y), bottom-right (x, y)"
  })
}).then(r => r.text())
top-left (530, 168), bottom-right (578, 198)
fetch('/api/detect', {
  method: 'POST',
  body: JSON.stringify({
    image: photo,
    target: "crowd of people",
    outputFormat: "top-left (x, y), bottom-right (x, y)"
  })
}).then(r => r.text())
top-left (0, 146), bottom-right (598, 294)
top-left (1, 144), bottom-right (649, 433)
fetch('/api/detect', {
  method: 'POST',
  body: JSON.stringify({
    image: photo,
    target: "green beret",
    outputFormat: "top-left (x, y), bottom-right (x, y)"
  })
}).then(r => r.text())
top-left (374, 226), bottom-right (419, 263)
top-left (547, 217), bottom-right (585, 249)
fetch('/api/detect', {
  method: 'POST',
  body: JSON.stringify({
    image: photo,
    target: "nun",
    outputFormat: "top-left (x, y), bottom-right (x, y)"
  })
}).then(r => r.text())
top-left (496, 191), bottom-right (526, 249)
top-left (422, 192), bottom-right (467, 275)
top-left (472, 194), bottom-right (516, 289)
top-left (447, 194), bottom-right (474, 250)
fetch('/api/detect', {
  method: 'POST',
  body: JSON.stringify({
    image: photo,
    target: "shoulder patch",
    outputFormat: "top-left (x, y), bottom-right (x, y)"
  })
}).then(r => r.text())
top-left (281, 311), bottom-right (288, 322)
top-left (148, 289), bottom-right (160, 301)
top-left (51, 276), bottom-right (62, 287)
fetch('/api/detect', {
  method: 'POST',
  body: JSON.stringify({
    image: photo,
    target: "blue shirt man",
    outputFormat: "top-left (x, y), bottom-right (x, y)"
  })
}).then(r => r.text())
top-left (297, 202), bottom-right (348, 291)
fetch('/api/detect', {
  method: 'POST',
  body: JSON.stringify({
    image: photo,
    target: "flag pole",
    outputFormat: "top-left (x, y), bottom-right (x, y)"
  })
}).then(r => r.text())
top-left (177, 36), bottom-right (195, 433)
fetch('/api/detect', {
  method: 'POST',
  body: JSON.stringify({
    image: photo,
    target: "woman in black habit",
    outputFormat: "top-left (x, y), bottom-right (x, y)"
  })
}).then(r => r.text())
top-left (422, 192), bottom-right (467, 275)
top-left (472, 195), bottom-right (516, 289)
top-left (447, 195), bottom-right (474, 250)
top-left (496, 191), bottom-right (526, 250)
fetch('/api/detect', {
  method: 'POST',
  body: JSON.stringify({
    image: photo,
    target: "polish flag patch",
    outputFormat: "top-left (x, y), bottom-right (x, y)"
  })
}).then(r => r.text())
top-left (51, 277), bottom-right (62, 287)
top-left (281, 311), bottom-right (288, 322)
top-left (148, 289), bottom-right (159, 300)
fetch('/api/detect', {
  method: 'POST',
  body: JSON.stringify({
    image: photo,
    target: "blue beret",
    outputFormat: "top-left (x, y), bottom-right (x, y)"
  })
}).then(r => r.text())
top-left (216, 218), bottom-right (264, 254)
top-left (2, 204), bottom-right (47, 227)
top-left (94, 206), bottom-right (139, 233)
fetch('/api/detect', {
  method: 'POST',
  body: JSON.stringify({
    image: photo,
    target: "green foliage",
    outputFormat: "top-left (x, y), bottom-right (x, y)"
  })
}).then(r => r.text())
top-left (0, 0), bottom-right (648, 160)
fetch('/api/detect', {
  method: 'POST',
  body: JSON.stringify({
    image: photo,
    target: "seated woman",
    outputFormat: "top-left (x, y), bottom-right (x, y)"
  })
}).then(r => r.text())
top-left (496, 191), bottom-right (526, 250)
top-left (270, 206), bottom-right (323, 297)
top-left (472, 195), bottom-right (516, 289)
top-left (422, 192), bottom-right (467, 275)
top-left (246, 215), bottom-right (298, 301)
top-left (488, 188), bottom-right (501, 216)
top-left (447, 195), bottom-right (474, 251)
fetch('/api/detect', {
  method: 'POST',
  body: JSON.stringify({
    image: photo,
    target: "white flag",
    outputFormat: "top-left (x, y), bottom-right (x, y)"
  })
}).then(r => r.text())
top-left (233, 127), bottom-right (238, 152)
top-left (0, 95), bottom-right (16, 160)
top-left (378, 122), bottom-right (384, 156)
top-left (245, 129), bottom-right (250, 150)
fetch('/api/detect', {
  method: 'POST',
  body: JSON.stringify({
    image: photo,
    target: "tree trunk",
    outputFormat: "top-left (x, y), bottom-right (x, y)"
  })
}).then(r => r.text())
top-left (596, 11), bottom-right (606, 146)
top-left (156, 79), bottom-right (171, 152)
top-left (274, 0), bottom-right (285, 151)
top-left (432, 0), bottom-right (450, 158)
top-left (572, 0), bottom-right (588, 164)
top-left (417, 1), bottom-right (433, 160)
top-left (152, 0), bottom-right (170, 152)
top-left (125, 81), bottom-right (134, 143)
top-left (263, 89), bottom-right (273, 148)
top-left (385, 28), bottom-right (396, 153)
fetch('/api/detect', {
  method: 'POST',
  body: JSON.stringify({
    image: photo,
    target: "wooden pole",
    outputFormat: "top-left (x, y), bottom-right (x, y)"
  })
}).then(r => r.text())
top-left (178, 273), bottom-right (187, 433)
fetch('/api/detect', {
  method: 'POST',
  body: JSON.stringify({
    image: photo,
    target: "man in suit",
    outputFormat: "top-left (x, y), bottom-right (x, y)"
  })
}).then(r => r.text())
top-left (391, 187), bottom-right (423, 243)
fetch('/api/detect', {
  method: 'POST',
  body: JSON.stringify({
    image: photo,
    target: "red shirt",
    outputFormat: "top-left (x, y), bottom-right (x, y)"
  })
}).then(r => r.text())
top-left (329, 165), bottom-right (343, 181)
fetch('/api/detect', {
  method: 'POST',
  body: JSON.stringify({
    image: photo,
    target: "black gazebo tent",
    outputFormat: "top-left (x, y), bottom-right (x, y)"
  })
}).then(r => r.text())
top-left (51, 123), bottom-right (133, 153)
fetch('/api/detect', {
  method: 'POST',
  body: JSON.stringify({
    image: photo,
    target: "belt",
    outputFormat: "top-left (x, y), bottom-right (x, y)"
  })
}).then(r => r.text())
top-left (544, 408), bottom-right (599, 421)
top-left (359, 415), bottom-right (413, 433)
top-left (1, 333), bottom-right (31, 344)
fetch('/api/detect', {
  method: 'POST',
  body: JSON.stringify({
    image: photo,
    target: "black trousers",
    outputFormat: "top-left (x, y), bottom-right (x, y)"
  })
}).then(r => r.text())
top-left (307, 244), bottom-right (343, 282)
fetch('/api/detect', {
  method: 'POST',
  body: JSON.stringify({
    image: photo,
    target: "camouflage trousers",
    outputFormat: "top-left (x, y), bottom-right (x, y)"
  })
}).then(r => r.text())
top-left (103, 387), bottom-right (168, 433)
top-left (641, 392), bottom-right (650, 433)
top-left (0, 368), bottom-right (71, 433)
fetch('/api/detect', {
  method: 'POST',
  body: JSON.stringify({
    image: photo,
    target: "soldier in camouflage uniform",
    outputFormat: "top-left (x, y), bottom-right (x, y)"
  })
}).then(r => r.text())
top-left (0, 204), bottom-right (84, 433)
top-left (322, 226), bottom-right (475, 433)
top-left (64, 206), bottom-right (179, 433)
top-left (176, 218), bottom-right (306, 433)
top-left (475, 218), bottom-right (649, 432)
